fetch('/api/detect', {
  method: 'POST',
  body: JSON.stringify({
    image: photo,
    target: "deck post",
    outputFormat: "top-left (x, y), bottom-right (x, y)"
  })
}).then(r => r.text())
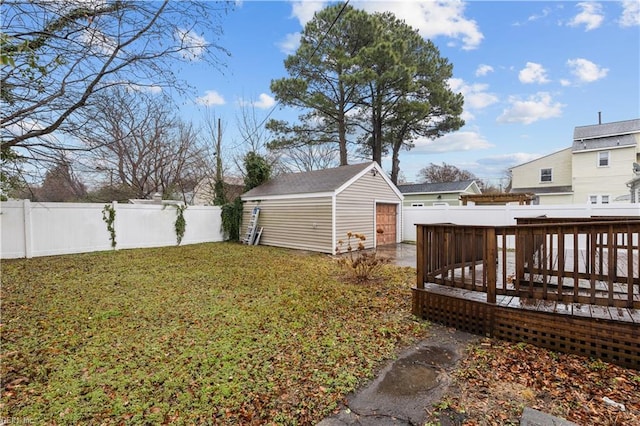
top-left (485, 227), bottom-right (497, 304)
top-left (416, 225), bottom-right (425, 289)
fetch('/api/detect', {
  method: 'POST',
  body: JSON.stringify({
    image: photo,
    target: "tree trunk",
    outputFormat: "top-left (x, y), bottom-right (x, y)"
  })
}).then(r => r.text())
top-left (338, 114), bottom-right (348, 166)
top-left (390, 145), bottom-right (400, 185)
top-left (371, 97), bottom-right (383, 166)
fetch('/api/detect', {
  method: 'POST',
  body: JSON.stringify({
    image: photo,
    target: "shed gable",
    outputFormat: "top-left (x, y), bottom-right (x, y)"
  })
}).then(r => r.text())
top-left (335, 170), bottom-right (402, 250)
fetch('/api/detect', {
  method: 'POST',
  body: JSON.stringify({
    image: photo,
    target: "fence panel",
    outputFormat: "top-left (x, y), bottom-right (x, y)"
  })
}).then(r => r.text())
top-left (1, 201), bottom-right (224, 259)
top-left (403, 203), bottom-right (640, 242)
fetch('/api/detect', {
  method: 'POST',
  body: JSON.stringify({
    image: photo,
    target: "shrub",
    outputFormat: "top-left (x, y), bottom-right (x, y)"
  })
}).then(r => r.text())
top-left (221, 197), bottom-right (243, 241)
top-left (335, 231), bottom-right (389, 283)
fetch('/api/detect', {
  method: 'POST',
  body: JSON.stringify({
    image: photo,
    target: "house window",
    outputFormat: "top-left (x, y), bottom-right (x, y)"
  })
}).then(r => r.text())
top-left (598, 151), bottom-right (609, 167)
top-left (540, 168), bottom-right (552, 182)
top-left (411, 203), bottom-right (424, 207)
top-left (588, 195), bottom-right (610, 204)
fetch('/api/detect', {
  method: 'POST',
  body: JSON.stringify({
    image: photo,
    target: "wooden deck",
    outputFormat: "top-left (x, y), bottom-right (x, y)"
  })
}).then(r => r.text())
top-left (413, 218), bottom-right (640, 370)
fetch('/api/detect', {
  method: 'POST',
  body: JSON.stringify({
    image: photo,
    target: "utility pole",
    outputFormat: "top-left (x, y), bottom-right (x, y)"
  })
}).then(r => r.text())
top-left (213, 117), bottom-right (226, 205)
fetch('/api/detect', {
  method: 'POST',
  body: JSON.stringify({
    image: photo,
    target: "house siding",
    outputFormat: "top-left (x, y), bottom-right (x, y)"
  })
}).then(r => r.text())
top-left (536, 194), bottom-right (574, 205)
top-left (511, 148), bottom-right (573, 190)
top-left (335, 172), bottom-right (401, 250)
top-left (242, 197), bottom-right (333, 252)
top-left (572, 144), bottom-right (637, 203)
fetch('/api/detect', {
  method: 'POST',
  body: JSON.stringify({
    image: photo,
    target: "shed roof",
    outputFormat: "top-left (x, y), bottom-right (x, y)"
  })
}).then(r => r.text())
top-left (397, 179), bottom-right (478, 194)
top-left (573, 118), bottom-right (640, 141)
top-left (242, 162), bottom-right (376, 198)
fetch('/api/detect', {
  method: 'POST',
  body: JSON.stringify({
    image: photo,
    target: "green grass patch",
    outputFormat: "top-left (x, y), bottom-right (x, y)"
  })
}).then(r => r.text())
top-left (1, 243), bottom-right (428, 424)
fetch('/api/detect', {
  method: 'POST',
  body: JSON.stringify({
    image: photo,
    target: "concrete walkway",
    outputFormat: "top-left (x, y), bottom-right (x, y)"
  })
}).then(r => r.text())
top-left (375, 243), bottom-right (417, 269)
top-left (318, 324), bottom-right (478, 425)
top-left (319, 243), bottom-right (577, 425)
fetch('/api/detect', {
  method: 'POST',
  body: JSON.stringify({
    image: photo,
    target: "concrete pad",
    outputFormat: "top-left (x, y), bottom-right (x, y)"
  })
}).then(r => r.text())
top-left (520, 407), bottom-right (578, 426)
top-left (318, 323), bottom-right (479, 425)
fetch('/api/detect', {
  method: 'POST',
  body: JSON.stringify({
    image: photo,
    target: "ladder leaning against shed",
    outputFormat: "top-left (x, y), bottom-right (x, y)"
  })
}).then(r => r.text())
top-left (242, 207), bottom-right (263, 245)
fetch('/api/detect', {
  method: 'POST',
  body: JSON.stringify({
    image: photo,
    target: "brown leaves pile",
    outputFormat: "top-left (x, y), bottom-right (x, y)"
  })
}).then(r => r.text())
top-left (430, 339), bottom-right (640, 425)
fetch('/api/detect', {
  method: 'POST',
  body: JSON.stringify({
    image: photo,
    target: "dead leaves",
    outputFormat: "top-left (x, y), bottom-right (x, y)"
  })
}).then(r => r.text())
top-left (430, 339), bottom-right (640, 425)
top-left (1, 243), bottom-right (429, 424)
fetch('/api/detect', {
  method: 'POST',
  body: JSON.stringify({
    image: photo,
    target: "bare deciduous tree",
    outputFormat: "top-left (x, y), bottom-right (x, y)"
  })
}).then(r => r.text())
top-left (1, 0), bottom-right (229, 163)
top-left (418, 162), bottom-right (477, 183)
top-left (23, 155), bottom-right (87, 201)
top-left (275, 143), bottom-right (339, 173)
top-left (84, 88), bottom-right (206, 200)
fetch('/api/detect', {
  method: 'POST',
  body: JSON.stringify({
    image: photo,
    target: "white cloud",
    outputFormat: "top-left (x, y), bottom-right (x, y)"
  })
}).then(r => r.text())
top-left (291, 1), bottom-right (327, 26)
top-left (566, 58), bottom-right (608, 83)
top-left (518, 62), bottom-right (550, 84)
top-left (126, 83), bottom-right (163, 95)
top-left (461, 110), bottom-right (475, 122)
top-left (497, 92), bottom-right (564, 125)
top-left (175, 28), bottom-right (208, 61)
top-left (412, 131), bottom-right (493, 154)
top-left (475, 64), bottom-right (494, 77)
top-left (5, 119), bottom-right (59, 145)
top-left (527, 7), bottom-right (551, 23)
top-left (560, 79), bottom-right (571, 87)
top-left (195, 90), bottom-right (225, 106)
top-left (277, 32), bottom-right (301, 55)
top-left (240, 93), bottom-right (276, 109)
top-left (356, 1), bottom-right (484, 50)
top-left (448, 78), bottom-right (499, 110)
top-left (80, 28), bottom-right (117, 56)
top-left (619, 0), bottom-right (640, 27)
top-left (477, 152), bottom-right (544, 168)
top-left (568, 2), bottom-right (604, 31)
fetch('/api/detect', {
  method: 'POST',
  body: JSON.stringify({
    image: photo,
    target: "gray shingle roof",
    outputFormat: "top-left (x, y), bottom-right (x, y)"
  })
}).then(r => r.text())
top-left (573, 118), bottom-right (640, 141)
top-left (572, 133), bottom-right (637, 152)
top-left (397, 179), bottom-right (476, 194)
top-left (242, 162), bottom-right (373, 198)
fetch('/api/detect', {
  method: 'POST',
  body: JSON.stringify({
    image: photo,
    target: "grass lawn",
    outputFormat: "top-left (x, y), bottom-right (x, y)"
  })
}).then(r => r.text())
top-left (1, 242), bottom-right (429, 424)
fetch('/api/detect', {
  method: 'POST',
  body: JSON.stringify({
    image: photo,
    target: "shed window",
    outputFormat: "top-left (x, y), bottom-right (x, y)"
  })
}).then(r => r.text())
top-left (598, 151), bottom-right (609, 167)
top-left (540, 168), bottom-right (552, 182)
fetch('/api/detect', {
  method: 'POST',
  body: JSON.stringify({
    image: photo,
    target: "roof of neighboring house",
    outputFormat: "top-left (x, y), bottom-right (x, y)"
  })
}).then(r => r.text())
top-left (510, 186), bottom-right (573, 194)
top-left (242, 162), bottom-right (379, 198)
top-left (572, 133), bottom-right (637, 152)
top-left (573, 118), bottom-right (640, 141)
top-left (397, 179), bottom-right (478, 195)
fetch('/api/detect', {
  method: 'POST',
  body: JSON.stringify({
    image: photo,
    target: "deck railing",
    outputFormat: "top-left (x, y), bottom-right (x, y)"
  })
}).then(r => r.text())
top-left (416, 218), bottom-right (640, 309)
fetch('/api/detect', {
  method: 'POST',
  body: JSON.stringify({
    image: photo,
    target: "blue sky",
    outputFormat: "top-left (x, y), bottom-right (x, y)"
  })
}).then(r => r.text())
top-left (179, 1), bottom-right (640, 185)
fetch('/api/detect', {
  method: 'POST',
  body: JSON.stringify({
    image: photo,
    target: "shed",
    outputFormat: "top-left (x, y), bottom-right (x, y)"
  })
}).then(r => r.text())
top-left (240, 162), bottom-right (403, 254)
top-left (397, 180), bottom-right (481, 206)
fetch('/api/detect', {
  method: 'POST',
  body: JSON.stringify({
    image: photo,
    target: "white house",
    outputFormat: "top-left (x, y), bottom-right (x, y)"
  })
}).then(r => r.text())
top-left (510, 118), bottom-right (640, 204)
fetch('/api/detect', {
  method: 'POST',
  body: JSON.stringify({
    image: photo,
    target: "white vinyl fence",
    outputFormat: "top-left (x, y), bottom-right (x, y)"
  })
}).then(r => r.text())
top-left (402, 203), bottom-right (640, 242)
top-left (1, 200), bottom-right (224, 259)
